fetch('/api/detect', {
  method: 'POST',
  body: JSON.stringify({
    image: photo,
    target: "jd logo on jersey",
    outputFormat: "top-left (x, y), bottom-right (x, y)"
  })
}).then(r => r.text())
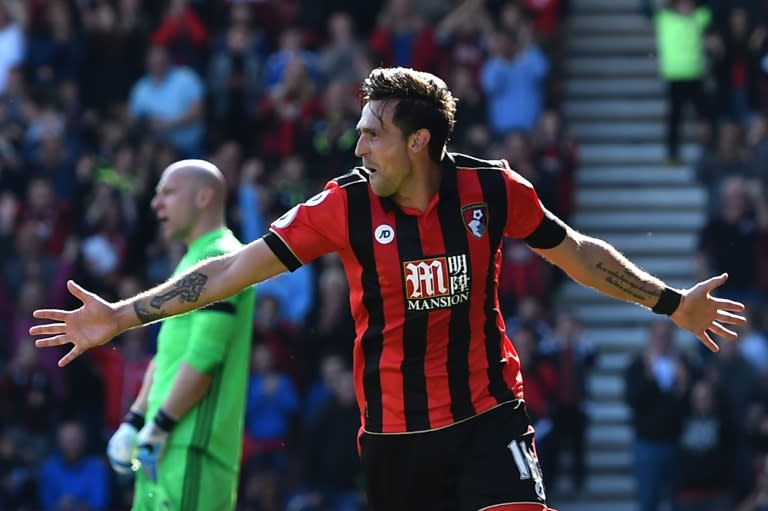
top-left (461, 203), bottom-right (488, 239)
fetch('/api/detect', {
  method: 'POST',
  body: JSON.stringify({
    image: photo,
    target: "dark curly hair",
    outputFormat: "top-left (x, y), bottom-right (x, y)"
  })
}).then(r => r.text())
top-left (361, 67), bottom-right (457, 163)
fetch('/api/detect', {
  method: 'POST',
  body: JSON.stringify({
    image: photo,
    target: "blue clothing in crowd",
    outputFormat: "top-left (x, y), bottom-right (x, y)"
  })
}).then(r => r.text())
top-left (38, 455), bottom-right (109, 511)
top-left (128, 66), bottom-right (205, 156)
top-left (481, 45), bottom-right (550, 136)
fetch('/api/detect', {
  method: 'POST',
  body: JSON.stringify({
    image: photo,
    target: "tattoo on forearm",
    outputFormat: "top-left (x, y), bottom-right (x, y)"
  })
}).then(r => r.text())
top-left (132, 272), bottom-right (209, 324)
top-left (149, 272), bottom-right (209, 308)
top-left (134, 302), bottom-right (164, 324)
top-left (595, 262), bottom-right (661, 302)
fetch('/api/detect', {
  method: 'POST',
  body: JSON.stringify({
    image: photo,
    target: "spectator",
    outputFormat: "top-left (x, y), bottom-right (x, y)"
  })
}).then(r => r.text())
top-left (649, 0), bottom-right (714, 164)
top-left (625, 319), bottom-right (692, 511)
top-left (296, 370), bottom-right (362, 511)
top-left (737, 306), bottom-right (768, 375)
top-left (38, 420), bottom-right (110, 511)
top-left (481, 22), bottom-right (549, 137)
top-left (0, 340), bottom-right (57, 440)
top-left (79, 0), bottom-right (149, 112)
top-left (23, 0), bottom-right (82, 86)
top-left (318, 12), bottom-right (366, 85)
top-left (304, 254), bottom-right (355, 363)
top-left (302, 79), bottom-right (361, 179)
top-left (447, 65), bottom-right (487, 151)
top-left (707, 335), bottom-right (763, 502)
top-left (530, 109), bottom-right (578, 221)
top-left (539, 311), bottom-right (596, 493)
top-left (434, 0), bottom-right (492, 80)
top-left (512, 325), bottom-right (558, 490)
top-left (710, 6), bottom-right (766, 126)
top-left (677, 379), bottom-right (735, 511)
top-left (368, 0), bottom-right (440, 73)
top-left (696, 176), bottom-right (768, 302)
top-left (263, 27), bottom-right (322, 91)
top-left (0, 427), bottom-right (37, 510)
top-left (252, 294), bottom-right (305, 389)
top-left (255, 59), bottom-right (323, 161)
top-left (695, 121), bottom-right (754, 212)
top-left (0, 0), bottom-right (24, 94)
top-left (498, 239), bottom-right (553, 316)
top-left (150, 0), bottom-right (208, 72)
top-left (303, 353), bottom-right (347, 423)
top-left (244, 343), bottom-right (299, 475)
top-left (128, 44), bottom-right (206, 158)
top-left (207, 22), bottom-right (263, 147)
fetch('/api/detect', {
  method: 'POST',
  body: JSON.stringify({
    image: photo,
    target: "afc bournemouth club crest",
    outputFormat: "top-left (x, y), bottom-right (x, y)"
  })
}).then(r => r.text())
top-left (461, 203), bottom-right (488, 238)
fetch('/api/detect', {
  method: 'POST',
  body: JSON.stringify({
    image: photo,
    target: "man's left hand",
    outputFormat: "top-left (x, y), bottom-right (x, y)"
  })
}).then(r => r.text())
top-left (671, 273), bottom-right (747, 352)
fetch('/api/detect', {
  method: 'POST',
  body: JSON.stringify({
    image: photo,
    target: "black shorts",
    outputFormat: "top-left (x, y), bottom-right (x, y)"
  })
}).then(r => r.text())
top-left (359, 401), bottom-right (548, 511)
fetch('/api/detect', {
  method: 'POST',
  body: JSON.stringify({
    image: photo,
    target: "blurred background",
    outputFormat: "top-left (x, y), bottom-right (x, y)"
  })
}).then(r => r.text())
top-left (0, 0), bottom-right (766, 510)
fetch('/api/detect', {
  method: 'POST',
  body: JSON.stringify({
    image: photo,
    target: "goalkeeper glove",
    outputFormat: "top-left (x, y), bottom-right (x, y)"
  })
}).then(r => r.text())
top-left (107, 409), bottom-right (144, 474)
top-left (134, 409), bottom-right (177, 483)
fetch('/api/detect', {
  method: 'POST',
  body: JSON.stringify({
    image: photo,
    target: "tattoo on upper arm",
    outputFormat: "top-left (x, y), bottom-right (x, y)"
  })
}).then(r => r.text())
top-left (149, 272), bottom-right (209, 308)
top-left (133, 272), bottom-right (209, 324)
top-left (595, 262), bottom-right (661, 301)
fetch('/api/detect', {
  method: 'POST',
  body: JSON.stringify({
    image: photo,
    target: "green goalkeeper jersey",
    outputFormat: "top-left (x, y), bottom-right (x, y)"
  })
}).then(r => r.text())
top-left (147, 227), bottom-right (255, 471)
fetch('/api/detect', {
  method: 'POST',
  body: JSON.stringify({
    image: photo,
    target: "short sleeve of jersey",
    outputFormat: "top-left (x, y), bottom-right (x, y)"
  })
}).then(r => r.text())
top-left (264, 181), bottom-right (347, 271)
top-left (500, 161), bottom-right (546, 239)
top-left (183, 293), bottom-right (243, 374)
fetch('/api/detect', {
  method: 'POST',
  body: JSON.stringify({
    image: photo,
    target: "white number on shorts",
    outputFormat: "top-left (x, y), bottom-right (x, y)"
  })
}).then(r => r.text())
top-left (507, 440), bottom-right (543, 483)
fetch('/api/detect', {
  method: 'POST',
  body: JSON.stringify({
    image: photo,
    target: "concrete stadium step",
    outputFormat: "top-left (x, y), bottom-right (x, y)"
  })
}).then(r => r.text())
top-left (577, 326), bottom-right (694, 351)
top-left (577, 166), bottom-right (695, 186)
top-left (572, 210), bottom-right (705, 232)
top-left (588, 423), bottom-right (634, 447)
top-left (559, 279), bottom-right (691, 306)
top-left (556, 500), bottom-right (635, 511)
top-left (568, 14), bottom-right (650, 33)
top-left (564, 99), bottom-right (664, 119)
top-left (588, 373), bottom-right (624, 400)
top-left (576, 188), bottom-right (706, 209)
top-left (570, 120), bottom-right (688, 142)
top-left (566, 79), bottom-right (662, 101)
top-left (566, 57), bottom-right (658, 77)
top-left (571, 0), bottom-right (642, 12)
top-left (554, 473), bottom-right (635, 499)
top-left (587, 449), bottom-right (633, 473)
top-left (596, 351), bottom-right (634, 372)
top-left (587, 401), bottom-right (632, 423)
top-left (580, 143), bottom-right (701, 164)
top-left (571, 302), bottom-right (672, 325)
top-left (567, 36), bottom-right (657, 56)
top-left (592, 232), bottom-right (697, 254)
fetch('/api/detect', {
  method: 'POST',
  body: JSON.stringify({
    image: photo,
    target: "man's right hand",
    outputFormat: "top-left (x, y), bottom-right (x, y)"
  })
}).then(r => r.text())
top-left (107, 423), bottom-right (139, 474)
top-left (29, 280), bottom-right (121, 367)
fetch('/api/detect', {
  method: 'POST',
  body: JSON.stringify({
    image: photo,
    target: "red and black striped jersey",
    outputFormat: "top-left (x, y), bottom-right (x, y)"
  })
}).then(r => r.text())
top-left (264, 152), bottom-right (546, 434)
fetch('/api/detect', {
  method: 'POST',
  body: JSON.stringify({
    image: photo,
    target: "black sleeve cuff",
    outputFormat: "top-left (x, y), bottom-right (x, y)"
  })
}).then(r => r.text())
top-left (524, 211), bottom-right (567, 249)
top-left (202, 301), bottom-right (236, 314)
top-left (263, 232), bottom-right (302, 272)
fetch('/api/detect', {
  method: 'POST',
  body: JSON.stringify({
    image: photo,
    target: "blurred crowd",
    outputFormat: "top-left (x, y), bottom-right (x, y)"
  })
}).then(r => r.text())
top-left (624, 2), bottom-right (768, 511)
top-left (0, 0), bottom-right (589, 510)
top-left (4, 0), bottom-right (768, 510)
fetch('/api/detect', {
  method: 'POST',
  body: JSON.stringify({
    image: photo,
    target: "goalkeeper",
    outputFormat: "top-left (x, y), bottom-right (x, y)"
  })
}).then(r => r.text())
top-left (107, 160), bottom-right (255, 511)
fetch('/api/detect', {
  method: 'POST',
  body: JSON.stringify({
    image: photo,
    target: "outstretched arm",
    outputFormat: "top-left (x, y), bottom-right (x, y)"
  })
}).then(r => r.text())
top-left (30, 238), bottom-right (287, 366)
top-left (532, 222), bottom-right (746, 352)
